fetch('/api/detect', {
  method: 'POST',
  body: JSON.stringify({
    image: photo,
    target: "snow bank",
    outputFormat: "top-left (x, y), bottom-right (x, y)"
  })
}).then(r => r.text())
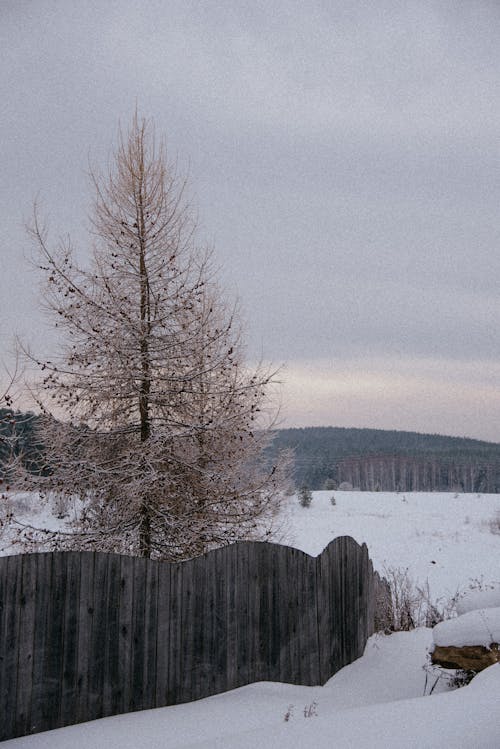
top-left (6, 663), bottom-right (500, 749)
top-left (433, 607), bottom-right (500, 647)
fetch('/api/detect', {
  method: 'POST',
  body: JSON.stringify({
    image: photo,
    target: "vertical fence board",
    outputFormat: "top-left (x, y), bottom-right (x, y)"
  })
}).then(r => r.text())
top-left (76, 552), bottom-right (95, 724)
top-left (88, 553), bottom-right (107, 721)
top-left (285, 548), bottom-right (301, 685)
top-left (256, 544), bottom-right (272, 682)
top-left (299, 550), bottom-right (319, 685)
top-left (59, 552), bottom-right (81, 729)
top-left (246, 543), bottom-right (259, 685)
top-left (130, 557), bottom-right (147, 712)
top-left (167, 562), bottom-right (182, 705)
top-left (276, 545), bottom-right (291, 683)
top-left (190, 554), bottom-right (209, 701)
top-left (213, 547), bottom-right (227, 693)
top-left (143, 559), bottom-right (159, 710)
top-left (224, 545), bottom-right (239, 692)
top-left (118, 554), bottom-right (134, 715)
top-left (235, 543), bottom-right (249, 689)
top-left (0, 556), bottom-right (10, 742)
top-left (103, 552), bottom-right (122, 717)
top-left (180, 558), bottom-right (195, 702)
top-left (155, 557), bottom-right (171, 707)
top-left (1, 555), bottom-right (22, 739)
top-left (47, 554), bottom-right (68, 729)
top-left (29, 554), bottom-right (53, 735)
top-left (15, 554), bottom-right (37, 737)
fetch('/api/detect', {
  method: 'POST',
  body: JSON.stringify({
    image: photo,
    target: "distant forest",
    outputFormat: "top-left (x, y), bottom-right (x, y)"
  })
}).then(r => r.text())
top-left (0, 409), bottom-right (46, 480)
top-left (4, 412), bottom-right (500, 493)
top-left (268, 426), bottom-right (500, 493)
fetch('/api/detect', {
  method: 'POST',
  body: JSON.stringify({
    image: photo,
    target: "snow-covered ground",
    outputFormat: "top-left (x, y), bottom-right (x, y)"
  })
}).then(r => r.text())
top-left (284, 490), bottom-right (500, 602)
top-left (2, 490), bottom-right (500, 748)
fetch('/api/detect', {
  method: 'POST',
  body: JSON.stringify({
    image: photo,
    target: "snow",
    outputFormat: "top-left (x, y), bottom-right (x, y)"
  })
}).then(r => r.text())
top-left (5, 634), bottom-right (500, 749)
top-left (282, 490), bottom-right (500, 601)
top-left (457, 585), bottom-right (500, 615)
top-left (2, 489), bottom-right (500, 747)
top-left (433, 607), bottom-right (500, 648)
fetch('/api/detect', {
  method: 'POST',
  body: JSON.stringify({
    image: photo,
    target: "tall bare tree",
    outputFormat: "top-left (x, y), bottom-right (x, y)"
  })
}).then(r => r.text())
top-left (24, 114), bottom-right (288, 559)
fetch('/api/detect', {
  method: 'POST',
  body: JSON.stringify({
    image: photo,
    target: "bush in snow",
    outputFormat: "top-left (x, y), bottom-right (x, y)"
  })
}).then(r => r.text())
top-left (379, 566), bottom-right (459, 632)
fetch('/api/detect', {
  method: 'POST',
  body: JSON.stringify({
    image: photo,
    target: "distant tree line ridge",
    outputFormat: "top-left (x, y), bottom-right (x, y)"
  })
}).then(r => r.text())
top-left (267, 426), bottom-right (500, 493)
top-left (4, 416), bottom-right (500, 494)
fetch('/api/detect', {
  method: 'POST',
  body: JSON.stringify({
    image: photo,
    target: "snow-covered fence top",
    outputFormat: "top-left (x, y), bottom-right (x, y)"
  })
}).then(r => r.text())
top-left (0, 538), bottom-right (387, 741)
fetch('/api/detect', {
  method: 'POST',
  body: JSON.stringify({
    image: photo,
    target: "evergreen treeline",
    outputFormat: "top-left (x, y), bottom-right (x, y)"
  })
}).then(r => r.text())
top-left (5, 415), bottom-right (500, 493)
top-left (268, 426), bottom-right (500, 492)
top-left (0, 409), bottom-right (46, 479)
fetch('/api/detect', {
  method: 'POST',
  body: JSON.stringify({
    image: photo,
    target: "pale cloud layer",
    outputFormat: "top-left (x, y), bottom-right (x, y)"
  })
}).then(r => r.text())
top-left (1, 1), bottom-right (500, 440)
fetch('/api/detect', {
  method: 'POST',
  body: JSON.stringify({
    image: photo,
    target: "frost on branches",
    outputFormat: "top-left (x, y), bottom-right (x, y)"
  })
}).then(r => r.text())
top-left (22, 114), bottom-right (290, 560)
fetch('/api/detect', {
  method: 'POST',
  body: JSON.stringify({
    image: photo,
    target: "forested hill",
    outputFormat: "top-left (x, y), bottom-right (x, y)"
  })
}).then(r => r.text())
top-left (269, 426), bottom-right (500, 492)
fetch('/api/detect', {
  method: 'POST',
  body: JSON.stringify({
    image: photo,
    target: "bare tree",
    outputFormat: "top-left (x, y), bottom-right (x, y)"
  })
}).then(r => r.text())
top-left (22, 114), bottom-right (288, 559)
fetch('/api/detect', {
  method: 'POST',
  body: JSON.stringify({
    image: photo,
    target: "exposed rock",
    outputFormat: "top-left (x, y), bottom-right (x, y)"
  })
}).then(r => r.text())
top-left (431, 643), bottom-right (499, 672)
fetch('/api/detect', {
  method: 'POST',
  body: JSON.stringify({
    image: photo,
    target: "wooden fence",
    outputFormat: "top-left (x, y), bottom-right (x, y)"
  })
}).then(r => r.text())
top-left (0, 537), bottom-right (388, 741)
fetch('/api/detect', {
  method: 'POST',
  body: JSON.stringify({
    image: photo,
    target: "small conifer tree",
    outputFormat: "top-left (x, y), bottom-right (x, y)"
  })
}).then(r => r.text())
top-left (298, 485), bottom-right (312, 508)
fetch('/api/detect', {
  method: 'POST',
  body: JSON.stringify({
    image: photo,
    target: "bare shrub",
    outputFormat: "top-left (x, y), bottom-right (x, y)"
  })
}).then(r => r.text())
top-left (380, 566), bottom-right (458, 632)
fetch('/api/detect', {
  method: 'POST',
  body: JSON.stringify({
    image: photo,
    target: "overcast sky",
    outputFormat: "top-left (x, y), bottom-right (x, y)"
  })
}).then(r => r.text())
top-left (1, 0), bottom-right (500, 440)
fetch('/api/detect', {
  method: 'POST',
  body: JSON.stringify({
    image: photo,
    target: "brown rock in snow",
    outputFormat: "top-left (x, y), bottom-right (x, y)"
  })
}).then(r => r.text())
top-left (431, 643), bottom-right (499, 672)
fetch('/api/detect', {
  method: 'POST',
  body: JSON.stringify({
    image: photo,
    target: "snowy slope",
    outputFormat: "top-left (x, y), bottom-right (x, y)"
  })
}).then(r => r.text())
top-left (283, 490), bottom-right (500, 600)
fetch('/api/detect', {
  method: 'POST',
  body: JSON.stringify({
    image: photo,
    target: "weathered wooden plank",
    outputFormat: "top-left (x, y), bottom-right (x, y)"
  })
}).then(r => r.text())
top-left (316, 544), bottom-right (330, 684)
top-left (246, 542), bottom-right (259, 685)
top-left (340, 537), bottom-right (349, 669)
top-left (130, 556), bottom-right (147, 712)
top-left (298, 549), bottom-right (319, 686)
top-left (75, 552), bottom-right (95, 724)
top-left (234, 543), bottom-right (250, 689)
top-left (59, 552), bottom-right (81, 729)
top-left (212, 546), bottom-right (227, 694)
top-left (102, 552), bottom-right (121, 717)
top-left (1, 556), bottom-right (22, 740)
top-left (0, 555), bottom-right (10, 741)
top-left (29, 553), bottom-right (53, 736)
top-left (224, 544), bottom-right (239, 692)
top-left (189, 553), bottom-right (209, 701)
top-left (117, 554), bottom-right (134, 715)
top-left (276, 544), bottom-right (291, 684)
top-left (204, 546), bottom-right (220, 697)
top-left (142, 558), bottom-right (158, 710)
top-left (15, 553), bottom-right (37, 737)
top-left (179, 557), bottom-right (196, 702)
top-left (44, 553), bottom-right (67, 730)
top-left (285, 548), bottom-right (301, 685)
top-left (254, 543), bottom-right (275, 682)
top-left (155, 558), bottom-right (171, 707)
top-left (166, 560), bottom-right (182, 704)
top-left (88, 552), bottom-right (107, 721)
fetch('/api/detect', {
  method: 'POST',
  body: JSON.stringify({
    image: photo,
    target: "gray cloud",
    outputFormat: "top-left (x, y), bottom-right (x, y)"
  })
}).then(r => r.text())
top-left (1, 0), bottom-right (500, 438)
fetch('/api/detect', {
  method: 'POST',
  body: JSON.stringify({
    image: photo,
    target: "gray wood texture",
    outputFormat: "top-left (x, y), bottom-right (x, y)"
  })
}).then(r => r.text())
top-left (0, 537), bottom-right (382, 741)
